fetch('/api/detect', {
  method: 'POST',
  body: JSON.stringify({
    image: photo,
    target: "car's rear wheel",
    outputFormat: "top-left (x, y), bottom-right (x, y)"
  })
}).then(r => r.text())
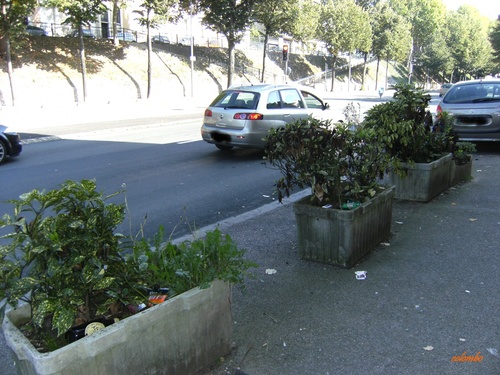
top-left (216, 144), bottom-right (233, 151)
top-left (0, 139), bottom-right (7, 164)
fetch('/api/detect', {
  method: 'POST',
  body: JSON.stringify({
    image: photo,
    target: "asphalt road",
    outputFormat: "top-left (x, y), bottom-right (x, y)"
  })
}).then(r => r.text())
top-left (0, 89), bottom-right (444, 241)
top-left (0, 119), bottom-right (282, 241)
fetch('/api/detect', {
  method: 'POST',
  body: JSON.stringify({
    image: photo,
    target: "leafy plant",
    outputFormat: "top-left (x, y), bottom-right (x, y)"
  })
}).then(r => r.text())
top-left (264, 117), bottom-right (388, 208)
top-left (0, 180), bottom-right (138, 338)
top-left (363, 83), bottom-right (455, 171)
top-left (434, 111), bottom-right (476, 166)
top-left (0, 179), bottom-right (255, 351)
top-left (127, 227), bottom-right (257, 297)
top-left (452, 141), bottom-right (476, 166)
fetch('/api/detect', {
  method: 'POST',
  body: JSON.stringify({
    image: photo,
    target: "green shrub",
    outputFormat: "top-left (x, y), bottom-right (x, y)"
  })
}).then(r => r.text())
top-left (264, 117), bottom-right (388, 208)
top-left (363, 84), bottom-right (455, 170)
top-left (0, 179), bottom-right (255, 351)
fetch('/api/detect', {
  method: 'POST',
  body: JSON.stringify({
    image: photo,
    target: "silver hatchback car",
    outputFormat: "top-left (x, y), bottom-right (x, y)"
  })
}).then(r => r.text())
top-left (437, 79), bottom-right (500, 141)
top-left (201, 84), bottom-right (331, 150)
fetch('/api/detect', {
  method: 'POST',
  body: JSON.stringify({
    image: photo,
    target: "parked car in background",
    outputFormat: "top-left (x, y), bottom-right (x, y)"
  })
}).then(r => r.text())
top-left (26, 25), bottom-right (47, 36)
top-left (179, 36), bottom-right (194, 46)
top-left (67, 29), bottom-right (96, 38)
top-left (439, 83), bottom-right (453, 97)
top-left (201, 84), bottom-right (332, 150)
top-left (115, 31), bottom-right (136, 42)
top-left (152, 35), bottom-right (170, 44)
top-left (0, 126), bottom-right (22, 164)
top-left (437, 78), bottom-right (500, 141)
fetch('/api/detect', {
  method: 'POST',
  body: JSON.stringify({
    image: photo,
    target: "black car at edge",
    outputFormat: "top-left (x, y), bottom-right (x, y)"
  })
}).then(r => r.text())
top-left (0, 128), bottom-right (22, 164)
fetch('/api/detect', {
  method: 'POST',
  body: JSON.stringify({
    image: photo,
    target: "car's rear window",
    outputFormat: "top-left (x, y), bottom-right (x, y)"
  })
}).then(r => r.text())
top-left (444, 82), bottom-right (500, 103)
top-left (209, 90), bottom-right (260, 109)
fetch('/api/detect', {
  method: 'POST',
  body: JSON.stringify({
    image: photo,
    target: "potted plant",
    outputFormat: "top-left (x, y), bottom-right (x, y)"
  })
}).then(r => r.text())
top-left (264, 117), bottom-right (395, 269)
top-left (434, 111), bottom-right (476, 186)
top-left (449, 141), bottom-right (476, 185)
top-left (363, 84), bottom-right (456, 202)
top-left (0, 179), bottom-right (255, 375)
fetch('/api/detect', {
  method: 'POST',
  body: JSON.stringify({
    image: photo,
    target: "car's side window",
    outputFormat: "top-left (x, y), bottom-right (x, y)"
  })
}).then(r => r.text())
top-left (279, 89), bottom-right (304, 109)
top-left (267, 91), bottom-right (282, 109)
top-left (301, 91), bottom-right (323, 109)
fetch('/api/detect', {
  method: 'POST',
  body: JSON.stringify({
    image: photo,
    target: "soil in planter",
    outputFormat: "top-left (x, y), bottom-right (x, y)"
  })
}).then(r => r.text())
top-left (19, 285), bottom-right (173, 353)
top-left (17, 305), bottom-right (135, 353)
top-left (16, 290), bottom-right (171, 353)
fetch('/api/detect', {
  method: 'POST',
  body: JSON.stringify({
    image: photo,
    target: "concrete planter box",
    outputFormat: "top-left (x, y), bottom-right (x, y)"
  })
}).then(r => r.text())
top-left (450, 160), bottom-right (472, 186)
top-left (293, 186), bottom-right (395, 269)
top-left (389, 153), bottom-right (453, 202)
top-left (3, 280), bottom-right (232, 375)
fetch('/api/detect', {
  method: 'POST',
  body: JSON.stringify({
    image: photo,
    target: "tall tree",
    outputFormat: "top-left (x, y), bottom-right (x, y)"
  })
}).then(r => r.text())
top-left (198, 0), bottom-right (256, 87)
top-left (0, 0), bottom-right (38, 105)
top-left (43, 0), bottom-right (107, 102)
top-left (445, 6), bottom-right (492, 79)
top-left (419, 30), bottom-right (453, 83)
top-left (110, 0), bottom-right (127, 46)
top-left (370, 1), bottom-right (410, 88)
top-left (491, 18), bottom-right (500, 68)
top-left (134, 0), bottom-right (178, 98)
top-left (317, 0), bottom-right (371, 91)
top-left (288, 0), bottom-right (319, 44)
top-left (251, 0), bottom-right (295, 82)
top-left (388, 0), bottom-right (445, 78)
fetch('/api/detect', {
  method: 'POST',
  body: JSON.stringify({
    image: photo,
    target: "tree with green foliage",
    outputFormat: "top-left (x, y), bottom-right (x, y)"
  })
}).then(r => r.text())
top-left (251, 0), bottom-right (296, 82)
top-left (355, 0), bottom-right (380, 9)
top-left (388, 0), bottom-right (445, 81)
top-left (317, 0), bottom-right (371, 91)
top-left (419, 30), bottom-right (453, 83)
top-left (133, 0), bottom-right (179, 98)
top-left (490, 18), bottom-right (500, 68)
top-left (198, 0), bottom-right (256, 87)
top-left (43, 0), bottom-right (107, 102)
top-left (0, 0), bottom-right (38, 105)
top-left (289, 0), bottom-right (319, 42)
top-left (444, 6), bottom-right (493, 80)
top-left (370, 1), bottom-right (411, 89)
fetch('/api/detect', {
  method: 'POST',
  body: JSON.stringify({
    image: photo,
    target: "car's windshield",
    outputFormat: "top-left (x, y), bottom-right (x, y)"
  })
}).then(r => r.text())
top-left (444, 82), bottom-right (500, 104)
top-left (210, 90), bottom-right (260, 109)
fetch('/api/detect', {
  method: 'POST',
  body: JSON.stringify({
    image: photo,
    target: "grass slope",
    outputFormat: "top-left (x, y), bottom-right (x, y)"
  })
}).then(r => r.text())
top-left (0, 36), bottom-right (410, 107)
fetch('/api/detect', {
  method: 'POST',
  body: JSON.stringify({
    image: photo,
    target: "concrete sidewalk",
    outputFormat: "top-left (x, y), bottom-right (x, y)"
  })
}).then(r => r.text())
top-left (0, 94), bottom-right (209, 132)
top-left (203, 149), bottom-right (500, 375)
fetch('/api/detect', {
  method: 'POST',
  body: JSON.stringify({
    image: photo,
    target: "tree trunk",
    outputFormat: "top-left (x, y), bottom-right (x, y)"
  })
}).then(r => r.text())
top-left (330, 54), bottom-right (337, 92)
top-left (112, 0), bottom-right (119, 46)
top-left (79, 24), bottom-right (87, 102)
top-left (5, 35), bottom-right (15, 106)
top-left (261, 33), bottom-right (268, 83)
top-left (385, 58), bottom-right (389, 90)
top-left (375, 57), bottom-right (380, 90)
top-left (361, 52), bottom-right (368, 90)
top-left (146, 14), bottom-right (152, 98)
top-left (227, 39), bottom-right (235, 88)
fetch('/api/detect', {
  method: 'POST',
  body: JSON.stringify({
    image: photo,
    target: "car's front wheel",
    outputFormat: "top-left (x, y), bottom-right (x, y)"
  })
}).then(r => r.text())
top-left (0, 139), bottom-right (7, 164)
top-left (216, 144), bottom-right (233, 151)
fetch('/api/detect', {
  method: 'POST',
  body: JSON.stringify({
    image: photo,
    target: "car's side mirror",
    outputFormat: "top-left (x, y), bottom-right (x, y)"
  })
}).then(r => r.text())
top-left (323, 102), bottom-right (330, 110)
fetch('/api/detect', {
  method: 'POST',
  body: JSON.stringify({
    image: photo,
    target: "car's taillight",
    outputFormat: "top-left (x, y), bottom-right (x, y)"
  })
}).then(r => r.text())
top-left (204, 109), bottom-right (213, 117)
top-left (436, 104), bottom-right (442, 114)
top-left (233, 113), bottom-right (263, 120)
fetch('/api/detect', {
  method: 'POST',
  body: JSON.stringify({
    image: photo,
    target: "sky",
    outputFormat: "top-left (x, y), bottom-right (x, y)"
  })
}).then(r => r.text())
top-left (441, 0), bottom-right (500, 20)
